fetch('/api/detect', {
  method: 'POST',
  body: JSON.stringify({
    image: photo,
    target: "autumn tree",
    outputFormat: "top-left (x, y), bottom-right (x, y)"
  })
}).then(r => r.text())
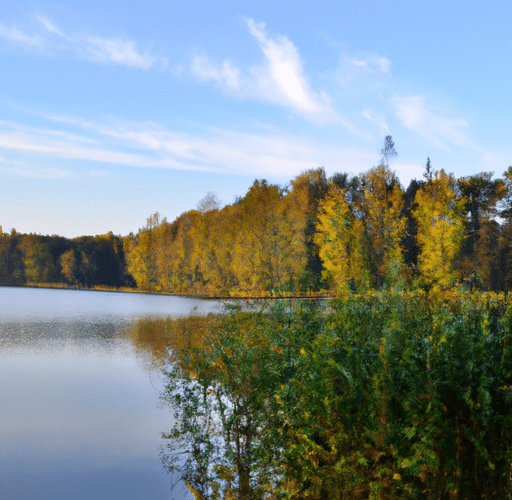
top-left (356, 164), bottom-right (407, 289)
top-left (192, 205), bottom-right (239, 294)
top-left (289, 168), bottom-right (330, 290)
top-left (125, 213), bottom-right (162, 290)
top-left (205, 205), bottom-right (239, 294)
top-left (232, 180), bottom-right (286, 291)
top-left (59, 248), bottom-right (78, 284)
top-left (413, 169), bottom-right (465, 290)
top-left (314, 185), bottom-right (369, 292)
top-left (19, 234), bottom-right (56, 284)
top-left (0, 228), bottom-right (11, 285)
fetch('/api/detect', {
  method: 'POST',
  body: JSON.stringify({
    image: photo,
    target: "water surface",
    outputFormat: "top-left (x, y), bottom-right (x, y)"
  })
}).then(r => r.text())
top-left (0, 287), bottom-right (219, 500)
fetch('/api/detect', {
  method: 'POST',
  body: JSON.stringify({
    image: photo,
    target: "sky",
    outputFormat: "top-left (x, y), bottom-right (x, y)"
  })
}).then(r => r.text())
top-left (1, 1), bottom-right (511, 238)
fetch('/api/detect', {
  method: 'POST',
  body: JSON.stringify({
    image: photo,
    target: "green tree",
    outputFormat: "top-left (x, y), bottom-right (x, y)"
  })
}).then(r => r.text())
top-left (162, 307), bottom-right (284, 500)
top-left (456, 173), bottom-right (505, 288)
top-left (161, 294), bottom-right (512, 499)
top-left (19, 234), bottom-right (55, 283)
top-left (6, 229), bottom-right (25, 285)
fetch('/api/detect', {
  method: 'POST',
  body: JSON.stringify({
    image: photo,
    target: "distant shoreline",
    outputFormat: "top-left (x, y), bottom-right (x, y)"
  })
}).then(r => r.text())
top-left (4, 283), bottom-right (331, 301)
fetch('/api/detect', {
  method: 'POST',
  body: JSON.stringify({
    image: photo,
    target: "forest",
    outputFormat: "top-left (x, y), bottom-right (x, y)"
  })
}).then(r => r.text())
top-left (2, 139), bottom-right (512, 296)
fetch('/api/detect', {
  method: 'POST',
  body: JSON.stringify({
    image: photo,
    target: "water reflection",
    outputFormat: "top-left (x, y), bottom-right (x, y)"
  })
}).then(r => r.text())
top-left (0, 287), bottom-right (220, 500)
top-left (128, 314), bottom-right (218, 369)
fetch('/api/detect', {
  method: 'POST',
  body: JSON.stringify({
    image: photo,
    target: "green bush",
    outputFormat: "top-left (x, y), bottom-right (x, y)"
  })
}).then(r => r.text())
top-left (161, 292), bottom-right (512, 499)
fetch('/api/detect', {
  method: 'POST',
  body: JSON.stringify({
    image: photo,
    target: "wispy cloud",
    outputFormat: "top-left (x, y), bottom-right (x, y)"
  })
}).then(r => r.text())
top-left (191, 56), bottom-right (241, 91)
top-left (0, 23), bottom-right (44, 47)
top-left (362, 109), bottom-right (389, 132)
top-left (245, 19), bottom-right (331, 115)
top-left (0, 163), bottom-right (76, 179)
top-left (84, 37), bottom-right (159, 69)
top-left (0, 113), bottom-right (379, 180)
top-left (37, 15), bottom-right (65, 37)
top-left (0, 15), bottom-right (166, 70)
top-left (351, 54), bottom-right (391, 72)
top-left (191, 18), bottom-right (346, 128)
top-left (391, 95), bottom-right (470, 151)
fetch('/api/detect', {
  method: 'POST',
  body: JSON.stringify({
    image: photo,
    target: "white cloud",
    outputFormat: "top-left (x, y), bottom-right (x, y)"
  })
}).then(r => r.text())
top-left (0, 164), bottom-right (76, 179)
top-left (191, 56), bottom-right (240, 91)
top-left (85, 37), bottom-right (157, 69)
top-left (351, 54), bottom-right (391, 72)
top-left (37, 15), bottom-right (65, 37)
top-left (392, 95), bottom-right (470, 151)
top-left (89, 119), bottom-right (378, 177)
top-left (334, 49), bottom-right (393, 99)
top-left (245, 18), bottom-right (323, 114)
top-left (362, 109), bottom-right (389, 132)
top-left (0, 15), bottom-right (166, 70)
top-left (191, 18), bottom-right (344, 127)
top-left (0, 23), bottom-right (44, 47)
top-left (0, 114), bottom-right (380, 180)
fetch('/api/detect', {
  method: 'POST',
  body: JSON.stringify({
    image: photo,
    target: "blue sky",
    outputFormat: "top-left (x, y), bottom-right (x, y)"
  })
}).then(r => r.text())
top-left (1, 1), bottom-right (511, 237)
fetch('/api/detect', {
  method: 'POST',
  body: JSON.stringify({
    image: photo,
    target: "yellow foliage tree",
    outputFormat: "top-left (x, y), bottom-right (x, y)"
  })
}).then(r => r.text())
top-left (232, 180), bottom-right (285, 292)
top-left (59, 248), bottom-right (77, 284)
top-left (284, 169), bottom-right (329, 291)
top-left (314, 186), bottom-right (370, 293)
top-left (357, 164), bottom-right (407, 289)
top-left (413, 170), bottom-right (465, 290)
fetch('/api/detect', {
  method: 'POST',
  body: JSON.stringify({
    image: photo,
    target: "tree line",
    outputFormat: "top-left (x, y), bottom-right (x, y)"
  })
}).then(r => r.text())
top-left (2, 137), bottom-right (512, 295)
top-left (0, 230), bottom-right (133, 288)
top-left (124, 152), bottom-right (512, 296)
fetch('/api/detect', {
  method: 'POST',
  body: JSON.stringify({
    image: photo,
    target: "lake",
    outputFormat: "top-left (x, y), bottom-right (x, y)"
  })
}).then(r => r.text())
top-left (0, 287), bottom-right (221, 500)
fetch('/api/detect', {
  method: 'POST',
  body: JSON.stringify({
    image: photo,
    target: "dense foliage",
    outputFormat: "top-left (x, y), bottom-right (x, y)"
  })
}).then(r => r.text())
top-left (114, 162), bottom-right (512, 295)
top-left (161, 292), bottom-right (512, 499)
top-left (2, 138), bottom-right (512, 295)
top-left (0, 230), bottom-right (133, 288)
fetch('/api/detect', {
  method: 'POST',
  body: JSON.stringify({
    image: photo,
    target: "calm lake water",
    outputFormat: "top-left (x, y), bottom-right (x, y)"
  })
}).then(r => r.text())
top-left (0, 287), bottom-right (220, 500)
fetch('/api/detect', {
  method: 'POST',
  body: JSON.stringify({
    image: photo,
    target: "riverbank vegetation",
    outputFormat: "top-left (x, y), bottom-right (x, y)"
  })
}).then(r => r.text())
top-left (156, 291), bottom-right (512, 499)
top-left (2, 138), bottom-right (512, 297)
